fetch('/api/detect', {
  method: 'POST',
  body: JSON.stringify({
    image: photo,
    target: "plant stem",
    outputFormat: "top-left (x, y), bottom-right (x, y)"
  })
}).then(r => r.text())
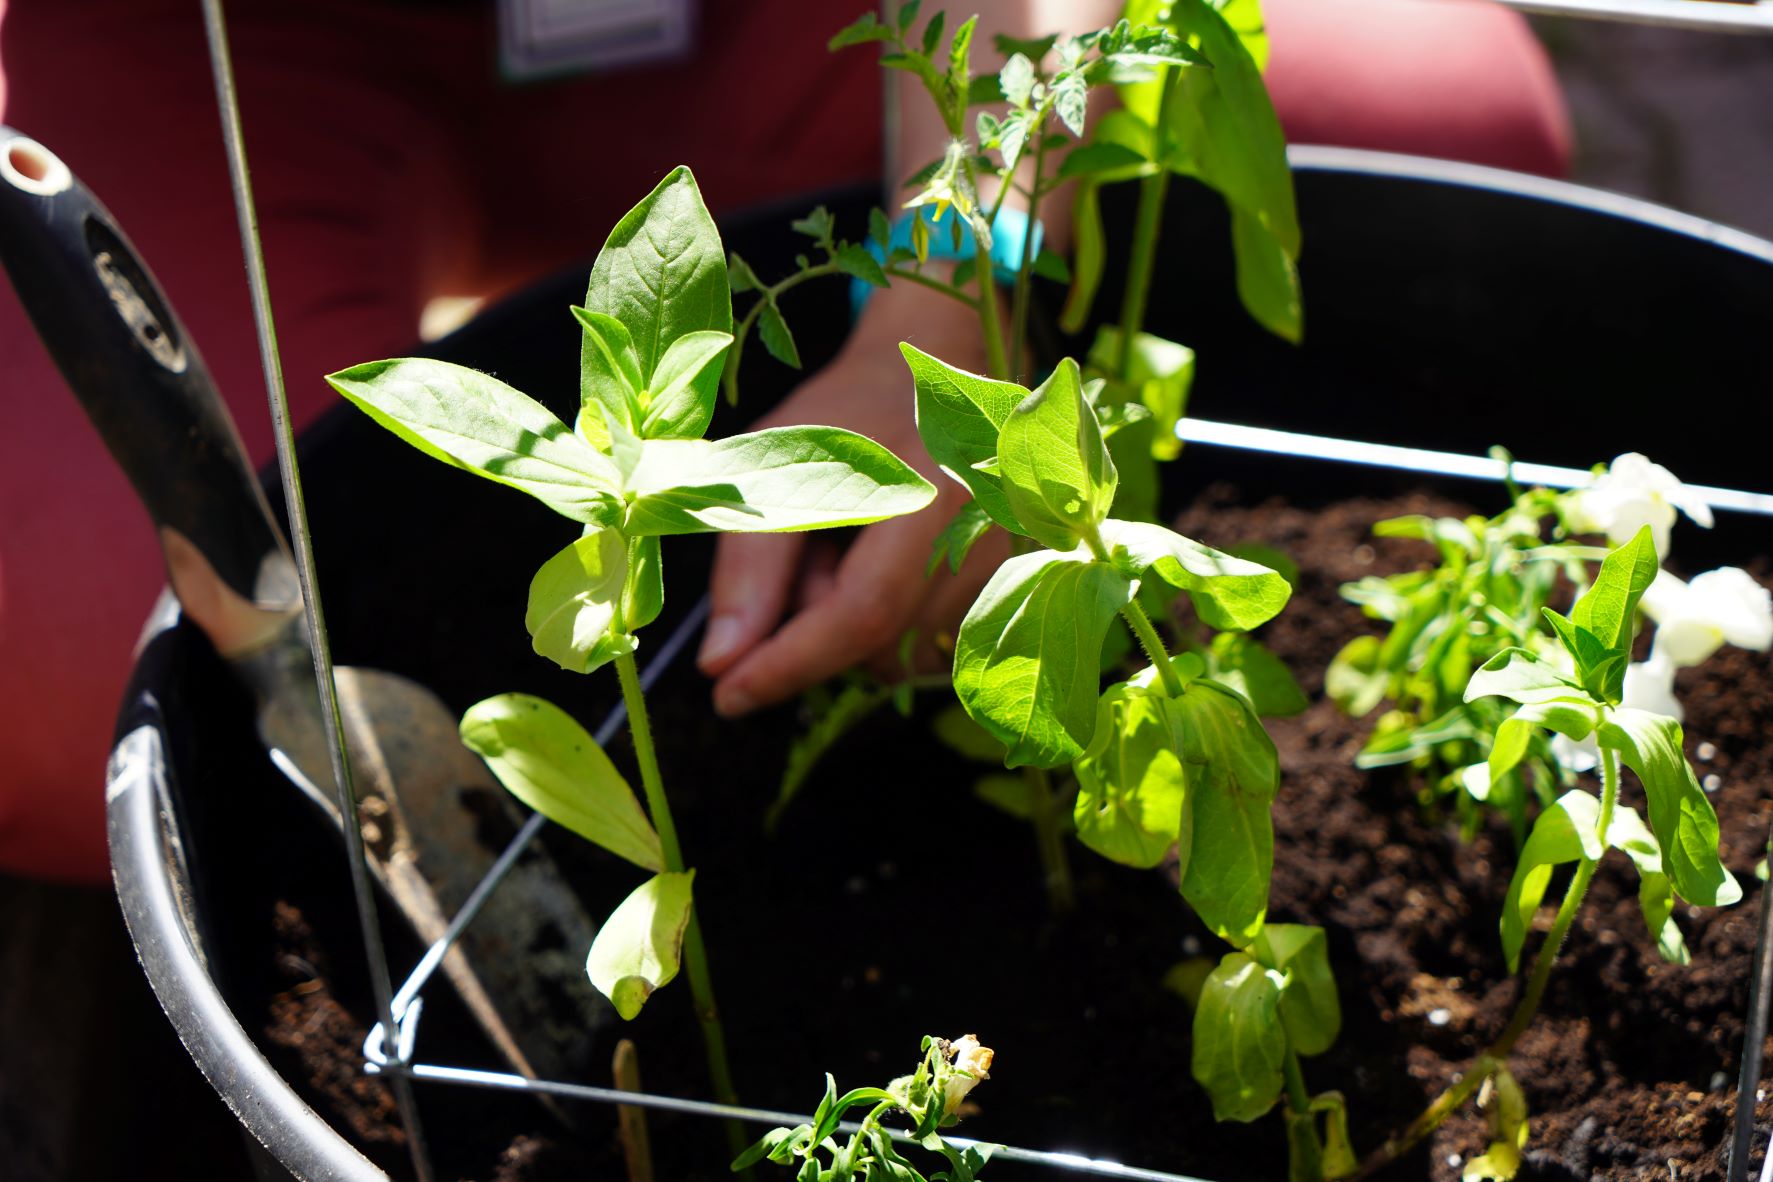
top-left (1113, 169), bottom-right (1170, 380)
top-left (1121, 598), bottom-right (1184, 697)
top-left (972, 230), bottom-right (1011, 380)
top-left (613, 651), bottom-right (744, 1155)
top-left (1283, 1050), bottom-right (1314, 1117)
top-left (1007, 124), bottom-right (1051, 385)
top-left (1355, 749), bottom-right (1622, 1178)
top-left (1023, 764), bottom-right (1076, 914)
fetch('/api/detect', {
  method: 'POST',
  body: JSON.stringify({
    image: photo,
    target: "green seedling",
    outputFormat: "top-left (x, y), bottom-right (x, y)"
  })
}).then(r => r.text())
top-left (735, 1035), bottom-right (997, 1181)
top-left (1357, 526), bottom-right (1741, 1178)
top-left (328, 167), bottom-right (936, 1120)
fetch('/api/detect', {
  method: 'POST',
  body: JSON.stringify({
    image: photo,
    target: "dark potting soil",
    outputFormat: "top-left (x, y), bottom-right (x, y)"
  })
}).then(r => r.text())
top-left (254, 486), bottom-right (1773, 1182)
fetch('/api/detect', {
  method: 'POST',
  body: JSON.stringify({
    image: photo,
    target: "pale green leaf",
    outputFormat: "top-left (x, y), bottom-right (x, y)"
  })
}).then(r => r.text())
top-left (997, 359), bottom-right (1117, 551)
top-left (327, 358), bottom-right (621, 524)
top-left (625, 534), bottom-right (664, 632)
top-left (1099, 519), bottom-right (1291, 631)
top-left (1174, 680), bottom-right (1278, 946)
top-left (954, 551), bottom-right (1133, 768)
top-left (1251, 923), bottom-right (1340, 1055)
top-left (572, 307), bottom-right (644, 447)
top-left (1500, 791), bottom-right (1601, 972)
top-left (622, 426), bottom-right (936, 536)
top-left (1086, 327), bottom-right (1195, 460)
top-left (1598, 709), bottom-right (1740, 907)
top-left (1326, 635), bottom-right (1388, 717)
top-left (1192, 952), bottom-right (1285, 1122)
top-left (1464, 648), bottom-right (1589, 707)
top-left (1639, 869), bottom-right (1690, 965)
top-left (460, 694), bottom-right (661, 872)
top-left (583, 167), bottom-right (731, 419)
top-left (1488, 698), bottom-right (1600, 785)
top-left (525, 528), bottom-right (634, 674)
top-left (586, 871), bottom-right (695, 1019)
top-left (1208, 632), bottom-right (1306, 718)
top-left (1073, 682), bottom-right (1190, 870)
top-left (640, 329), bottom-right (732, 440)
top-left (900, 343), bottom-right (1029, 533)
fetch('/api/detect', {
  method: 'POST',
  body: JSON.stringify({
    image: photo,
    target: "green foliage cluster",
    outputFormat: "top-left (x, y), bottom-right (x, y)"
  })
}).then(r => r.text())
top-left (734, 1036), bottom-right (996, 1181)
top-left (1325, 480), bottom-right (1593, 837)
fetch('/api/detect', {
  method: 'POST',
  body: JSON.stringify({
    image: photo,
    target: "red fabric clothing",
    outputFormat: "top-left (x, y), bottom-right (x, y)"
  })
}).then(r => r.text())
top-left (0, 0), bottom-right (1567, 881)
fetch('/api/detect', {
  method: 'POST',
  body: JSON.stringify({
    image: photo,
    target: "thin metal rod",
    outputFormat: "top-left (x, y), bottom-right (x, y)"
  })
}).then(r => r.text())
top-left (383, 596), bottom-right (712, 1020)
top-left (1176, 418), bottom-right (1773, 516)
top-left (1480, 0), bottom-right (1773, 33)
top-left (1730, 819), bottom-right (1773, 1180)
top-left (197, 3), bottom-right (432, 1177)
top-left (399, 1062), bottom-right (1218, 1182)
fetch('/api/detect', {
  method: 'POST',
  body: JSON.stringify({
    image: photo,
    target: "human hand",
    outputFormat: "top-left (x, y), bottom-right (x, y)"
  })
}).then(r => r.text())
top-left (697, 278), bottom-right (1006, 716)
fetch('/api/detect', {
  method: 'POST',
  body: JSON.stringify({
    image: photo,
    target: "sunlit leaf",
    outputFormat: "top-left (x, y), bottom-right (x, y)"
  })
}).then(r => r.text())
top-left (586, 871), bottom-right (695, 1019)
top-left (460, 694), bottom-right (661, 872)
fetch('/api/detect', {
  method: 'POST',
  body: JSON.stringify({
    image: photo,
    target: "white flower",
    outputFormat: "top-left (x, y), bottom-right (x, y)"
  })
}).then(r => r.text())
top-left (1566, 453), bottom-right (1713, 555)
top-left (1642, 567), bottom-right (1773, 668)
top-left (941, 1034), bottom-right (994, 1116)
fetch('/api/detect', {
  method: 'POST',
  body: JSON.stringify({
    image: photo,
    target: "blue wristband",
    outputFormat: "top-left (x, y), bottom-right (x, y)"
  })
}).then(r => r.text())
top-left (849, 205), bottom-right (1044, 318)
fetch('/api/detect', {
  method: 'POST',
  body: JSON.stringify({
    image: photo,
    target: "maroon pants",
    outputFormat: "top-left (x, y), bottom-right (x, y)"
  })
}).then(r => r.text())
top-left (0, 0), bottom-right (1567, 881)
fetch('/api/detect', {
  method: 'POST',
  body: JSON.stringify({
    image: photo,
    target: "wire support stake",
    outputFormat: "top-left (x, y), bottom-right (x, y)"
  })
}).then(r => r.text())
top-left (197, 2), bottom-right (432, 1178)
top-left (365, 597), bottom-right (712, 1063)
top-left (390, 1061), bottom-right (1220, 1182)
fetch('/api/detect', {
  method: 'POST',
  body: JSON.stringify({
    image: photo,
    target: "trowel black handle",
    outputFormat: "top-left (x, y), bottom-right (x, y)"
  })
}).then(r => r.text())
top-left (0, 127), bottom-right (296, 616)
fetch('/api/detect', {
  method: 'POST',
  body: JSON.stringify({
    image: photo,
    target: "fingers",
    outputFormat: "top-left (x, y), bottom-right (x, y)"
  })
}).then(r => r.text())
top-left (710, 509), bottom-right (941, 717)
top-left (697, 531), bottom-right (806, 677)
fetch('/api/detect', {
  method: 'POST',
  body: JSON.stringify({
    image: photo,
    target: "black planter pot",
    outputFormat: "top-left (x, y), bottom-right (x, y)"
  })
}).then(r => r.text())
top-left (108, 148), bottom-right (1773, 1182)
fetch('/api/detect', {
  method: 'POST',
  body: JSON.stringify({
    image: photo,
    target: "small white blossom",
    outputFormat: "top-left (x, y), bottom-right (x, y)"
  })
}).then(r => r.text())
top-left (941, 1034), bottom-right (994, 1116)
top-left (1566, 453), bottom-right (1713, 556)
top-left (1642, 567), bottom-right (1773, 668)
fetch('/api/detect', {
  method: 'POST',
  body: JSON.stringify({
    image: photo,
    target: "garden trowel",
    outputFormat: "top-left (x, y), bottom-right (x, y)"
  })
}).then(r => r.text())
top-left (0, 127), bottom-right (605, 1085)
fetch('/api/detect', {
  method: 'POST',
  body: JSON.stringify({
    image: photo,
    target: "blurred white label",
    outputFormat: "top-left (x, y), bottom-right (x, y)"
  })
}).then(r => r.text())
top-left (498, 0), bottom-right (695, 80)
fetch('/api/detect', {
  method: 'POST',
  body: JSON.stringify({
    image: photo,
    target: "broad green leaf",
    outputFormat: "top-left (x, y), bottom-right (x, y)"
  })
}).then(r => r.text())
top-left (1326, 635), bottom-right (1388, 716)
top-left (460, 694), bottom-right (661, 872)
top-left (1500, 790), bottom-right (1601, 972)
top-left (525, 528), bottom-right (634, 674)
top-left (928, 500), bottom-right (994, 576)
top-left (1598, 709), bottom-right (1740, 907)
top-left (1192, 952), bottom-right (1286, 1122)
top-left (1464, 648), bottom-right (1588, 707)
top-left (1250, 924), bottom-right (1340, 1055)
top-left (1086, 327), bottom-right (1195, 460)
top-left (900, 343), bottom-right (1029, 533)
top-left (1215, 0), bottom-right (1271, 71)
top-left (1539, 609), bottom-right (1622, 704)
top-left (1099, 519), bottom-right (1291, 631)
top-left (997, 359), bottom-right (1117, 551)
top-left (1208, 632), bottom-right (1307, 717)
top-left (327, 358), bottom-right (620, 524)
top-left (1134, 0), bottom-right (1302, 341)
top-left (1487, 698), bottom-right (1600, 786)
top-left (622, 426), bottom-right (936, 536)
top-left (583, 167), bottom-right (731, 421)
top-left (586, 870), bottom-right (695, 1019)
top-left (953, 551), bottom-right (1134, 768)
top-left (572, 307), bottom-right (644, 446)
top-left (1569, 525), bottom-right (1658, 656)
top-left (640, 329), bottom-right (732, 440)
top-left (1175, 680), bottom-right (1278, 946)
top-left (1073, 683), bottom-right (1190, 870)
top-left (756, 298), bottom-right (801, 369)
